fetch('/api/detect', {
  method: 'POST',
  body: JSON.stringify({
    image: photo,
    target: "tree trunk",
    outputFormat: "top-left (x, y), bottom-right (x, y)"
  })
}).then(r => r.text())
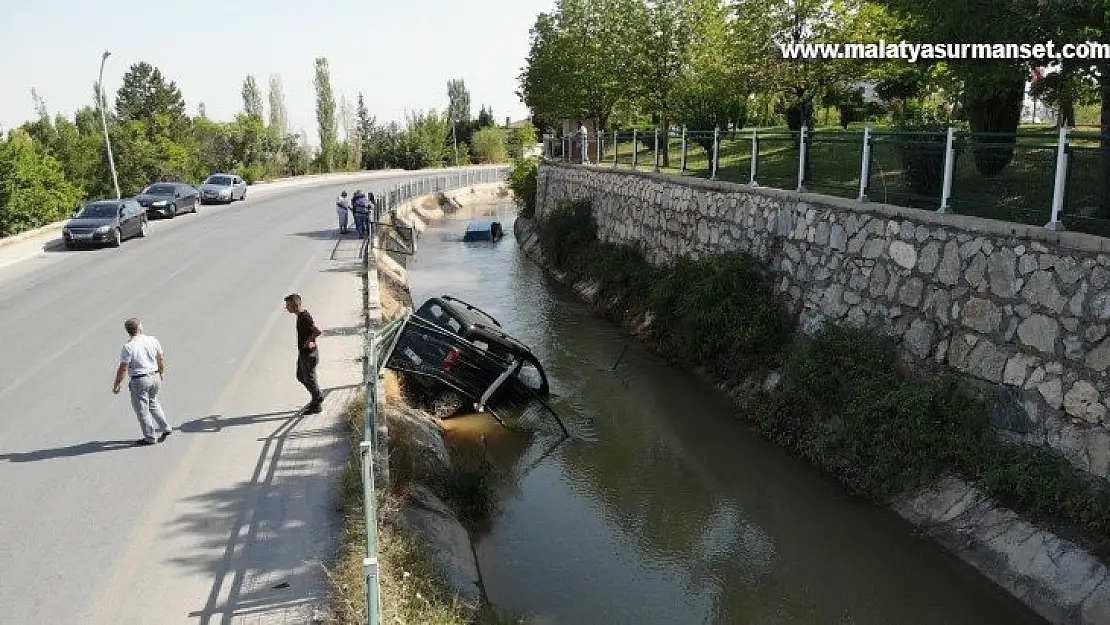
top-left (661, 117), bottom-right (670, 168)
top-left (965, 80), bottom-right (1024, 176)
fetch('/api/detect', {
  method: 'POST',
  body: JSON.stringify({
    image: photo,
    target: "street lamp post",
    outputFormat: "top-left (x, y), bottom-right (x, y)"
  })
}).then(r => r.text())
top-left (98, 50), bottom-right (121, 200)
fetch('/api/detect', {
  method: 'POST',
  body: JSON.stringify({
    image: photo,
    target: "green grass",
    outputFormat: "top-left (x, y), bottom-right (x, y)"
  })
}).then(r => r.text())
top-left (532, 200), bottom-right (1110, 560)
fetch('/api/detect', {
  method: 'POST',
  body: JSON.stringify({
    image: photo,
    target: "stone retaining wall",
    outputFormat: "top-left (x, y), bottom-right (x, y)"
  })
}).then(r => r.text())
top-left (537, 162), bottom-right (1110, 479)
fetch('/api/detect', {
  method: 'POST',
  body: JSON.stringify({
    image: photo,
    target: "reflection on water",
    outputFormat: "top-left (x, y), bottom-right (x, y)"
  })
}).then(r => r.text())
top-left (405, 203), bottom-right (1047, 625)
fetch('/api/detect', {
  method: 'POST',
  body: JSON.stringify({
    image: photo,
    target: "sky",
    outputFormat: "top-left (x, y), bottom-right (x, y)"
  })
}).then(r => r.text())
top-left (0, 0), bottom-right (554, 146)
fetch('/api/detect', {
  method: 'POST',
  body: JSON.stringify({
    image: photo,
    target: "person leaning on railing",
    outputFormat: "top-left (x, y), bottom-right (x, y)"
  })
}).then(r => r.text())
top-left (351, 190), bottom-right (371, 239)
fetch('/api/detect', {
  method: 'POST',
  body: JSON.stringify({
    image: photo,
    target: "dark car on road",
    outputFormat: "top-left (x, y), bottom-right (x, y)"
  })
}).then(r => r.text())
top-left (62, 199), bottom-right (147, 249)
top-left (136, 182), bottom-right (199, 218)
top-left (383, 295), bottom-right (550, 417)
top-left (199, 173), bottom-right (247, 204)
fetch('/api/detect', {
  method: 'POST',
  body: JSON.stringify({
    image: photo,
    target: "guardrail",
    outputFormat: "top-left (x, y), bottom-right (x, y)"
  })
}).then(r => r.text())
top-left (543, 127), bottom-right (1110, 238)
top-left (359, 166), bottom-right (509, 625)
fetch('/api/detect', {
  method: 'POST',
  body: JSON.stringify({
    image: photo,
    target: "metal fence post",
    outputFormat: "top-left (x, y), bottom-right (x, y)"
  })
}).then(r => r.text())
top-left (654, 129), bottom-right (661, 172)
top-left (632, 130), bottom-right (639, 169)
top-left (858, 127), bottom-right (872, 202)
top-left (750, 130), bottom-right (759, 185)
top-left (939, 127), bottom-right (956, 213)
top-left (796, 126), bottom-right (808, 191)
top-left (597, 132), bottom-right (603, 165)
top-left (613, 130), bottom-right (619, 166)
top-left (1046, 125), bottom-right (1069, 230)
top-left (711, 127), bottom-right (720, 180)
top-left (680, 127), bottom-right (688, 174)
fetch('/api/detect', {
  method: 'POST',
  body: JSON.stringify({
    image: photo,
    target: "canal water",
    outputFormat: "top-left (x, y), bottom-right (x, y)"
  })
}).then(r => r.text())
top-left (403, 201), bottom-right (1047, 625)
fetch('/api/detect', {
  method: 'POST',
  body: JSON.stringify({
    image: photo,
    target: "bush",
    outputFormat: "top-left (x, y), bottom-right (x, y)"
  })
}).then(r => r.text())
top-left (507, 158), bottom-right (538, 217)
top-left (470, 127), bottom-right (508, 164)
top-left (0, 130), bottom-right (83, 237)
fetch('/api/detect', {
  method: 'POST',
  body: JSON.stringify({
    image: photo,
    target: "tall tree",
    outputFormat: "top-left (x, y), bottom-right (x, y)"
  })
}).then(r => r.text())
top-left (356, 92), bottom-right (376, 169)
top-left (447, 78), bottom-right (472, 126)
top-left (268, 74), bottom-right (288, 134)
top-left (242, 74), bottom-right (264, 120)
top-left (476, 105), bottom-right (495, 129)
top-left (114, 62), bottom-right (187, 129)
top-left (313, 57), bottom-right (338, 172)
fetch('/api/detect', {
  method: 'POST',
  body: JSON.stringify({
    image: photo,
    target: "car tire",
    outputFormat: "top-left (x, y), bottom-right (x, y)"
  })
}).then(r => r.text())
top-left (110, 228), bottom-right (122, 248)
top-left (64, 240), bottom-right (75, 250)
top-left (169, 204), bottom-right (177, 219)
top-left (432, 390), bottom-right (466, 418)
top-left (138, 218), bottom-right (147, 238)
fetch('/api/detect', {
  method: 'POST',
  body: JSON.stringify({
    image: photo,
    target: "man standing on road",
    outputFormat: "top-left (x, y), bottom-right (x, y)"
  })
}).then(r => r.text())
top-left (284, 293), bottom-right (323, 414)
top-left (351, 190), bottom-right (371, 239)
top-left (112, 318), bottom-right (172, 446)
top-left (336, 190), bottom-right (351, 234)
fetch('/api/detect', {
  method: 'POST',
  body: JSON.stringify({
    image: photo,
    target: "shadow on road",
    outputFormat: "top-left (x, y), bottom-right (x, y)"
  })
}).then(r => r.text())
top-left (0, 440), bottom-right (138, 462)
top-left (172, 387), bottom-right (355, 623)
top-left (287, 229), bottom-right (340, 241)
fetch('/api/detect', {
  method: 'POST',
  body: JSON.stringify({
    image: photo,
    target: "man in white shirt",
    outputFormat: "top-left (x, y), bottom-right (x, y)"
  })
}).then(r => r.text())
top-left (112, 317), bottom-right (172, 446)
top-left (336, 190), bottom-right (351, 234)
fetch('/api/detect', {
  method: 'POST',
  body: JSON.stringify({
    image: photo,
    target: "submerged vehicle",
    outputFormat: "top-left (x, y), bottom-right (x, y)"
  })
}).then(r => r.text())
top-left (463, 220), bottom-right (504, 242)
top-left (380, 295), bottom-right (549, 417)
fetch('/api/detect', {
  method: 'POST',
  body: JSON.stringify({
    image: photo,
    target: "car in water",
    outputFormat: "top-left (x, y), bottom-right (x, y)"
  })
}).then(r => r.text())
top-left (199, 173), bottom-right (247, 204)
top-left (462, 220), bottom-right (504, 242)
top-left (382, 295), bottom-right (550, 417)
top-left (136, 182), bottom-right (199, 218)
top-left (62, 199), bottom-right (147, 249)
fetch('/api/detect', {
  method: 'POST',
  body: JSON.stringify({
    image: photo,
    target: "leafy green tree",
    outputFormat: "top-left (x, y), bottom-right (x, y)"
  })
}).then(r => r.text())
top-left (447, 78), bottom-right (473, 143)
top-left (242, 75), bottom-right (264, 120)
top-left (508, 121), bottom-right (539, 158)
top-left (114, 62), bottom-right (187, 133)
top-left (313, 57), bottom-right (338, 171)
top-left (0, 129), bottom-right (83, 236)
top-left (471, 127), bottom-right (509, 163)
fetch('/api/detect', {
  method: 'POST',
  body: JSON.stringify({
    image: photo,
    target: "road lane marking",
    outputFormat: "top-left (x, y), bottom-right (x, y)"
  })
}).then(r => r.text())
top-left (86, 251), bottom-right (320, 625)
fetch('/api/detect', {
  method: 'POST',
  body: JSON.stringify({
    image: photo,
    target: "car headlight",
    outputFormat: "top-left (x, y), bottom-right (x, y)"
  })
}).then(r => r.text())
top-left (152, 200), bottom-right (168, 207)
top-left (95, 225), bottom-right (111, 233)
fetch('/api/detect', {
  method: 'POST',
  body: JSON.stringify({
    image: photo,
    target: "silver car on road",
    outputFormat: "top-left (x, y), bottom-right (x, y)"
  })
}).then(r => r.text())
top-left (199, 173), bottom-right (247, 204)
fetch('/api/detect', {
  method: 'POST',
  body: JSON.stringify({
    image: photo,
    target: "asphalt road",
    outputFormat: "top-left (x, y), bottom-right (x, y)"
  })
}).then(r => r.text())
top-left (0, 169), bottom-right (489, 623)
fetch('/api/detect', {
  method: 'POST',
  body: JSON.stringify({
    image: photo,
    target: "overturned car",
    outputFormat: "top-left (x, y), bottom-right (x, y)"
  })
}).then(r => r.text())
top-left (377, 296), bottom-right (550, 418)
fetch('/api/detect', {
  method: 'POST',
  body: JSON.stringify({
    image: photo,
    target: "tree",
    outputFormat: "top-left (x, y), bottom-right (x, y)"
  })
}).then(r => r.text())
top-left (402, 110), bottom-right (451, 169)
top-left (508, 121), bottom-right (539, 158)
top-left (114, 62), bottom-right (187, 132)
top-left (471, 127), bottom-right (509, 163)
top-left (518, 0), bottom-right (645, 131)
top-left (0, 129), bottom-right (83, 236)
top-left (356, 92), bottom-right (376, 169)
top-left (313, 57), bottom-right (338, 172)
top-left (242, 75), bottom-right (264, 120)
top-left (447, 78), bottom-right (472, 127)
top-left (476, 105), bottom-right (495, 129)
top-left (268, 75), bottom-right (288, 134)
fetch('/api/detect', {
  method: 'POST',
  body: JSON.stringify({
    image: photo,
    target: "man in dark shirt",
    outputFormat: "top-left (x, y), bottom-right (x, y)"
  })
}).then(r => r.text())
top-left (284, 293), bottom-right (323, 414)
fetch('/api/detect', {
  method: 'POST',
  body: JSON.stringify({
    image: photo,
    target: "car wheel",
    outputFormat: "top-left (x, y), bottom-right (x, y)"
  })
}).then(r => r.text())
top-left (169, 204), bottom-right (177, 219)
top-left (432, 390), bottom-right (466, 418)
top-left (138, 218), bottom-right (147, 238)
top-left (110, 228), bottom-right (122, 248)
top-left (64, 240), bottom-right (75, 250)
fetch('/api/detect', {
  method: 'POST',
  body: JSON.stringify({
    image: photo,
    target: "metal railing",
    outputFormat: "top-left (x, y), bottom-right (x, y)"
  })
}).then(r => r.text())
top-left (544, 126), bottom-right (1110, 237)
top-left (359, 166), bottom-right (509, 625)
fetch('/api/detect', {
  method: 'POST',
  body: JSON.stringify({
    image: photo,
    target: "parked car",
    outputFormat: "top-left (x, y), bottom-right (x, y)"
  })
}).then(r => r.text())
top-left (199, 173), bottom-right (247, 204)
top-left (382, 295), bottom-right (550, 417)
top-left (62, 199), bottom-right (147, 249)
top-left (136, 182), bottom-right (199, 218)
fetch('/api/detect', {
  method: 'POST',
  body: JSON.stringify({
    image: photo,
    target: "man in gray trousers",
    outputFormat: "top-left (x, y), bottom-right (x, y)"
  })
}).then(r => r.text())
top-left (112, 317), bottom-right (173, 446)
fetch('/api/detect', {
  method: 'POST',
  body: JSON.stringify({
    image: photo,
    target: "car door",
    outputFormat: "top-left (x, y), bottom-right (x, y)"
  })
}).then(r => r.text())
top-left (123, 200), bottom-right (139, 237)
top-left (235, 177), bottom-right (245, 199)
top-left (186, 184), bottom-right (199, 210)
top-left (175, 184), bottom-right (191, 211)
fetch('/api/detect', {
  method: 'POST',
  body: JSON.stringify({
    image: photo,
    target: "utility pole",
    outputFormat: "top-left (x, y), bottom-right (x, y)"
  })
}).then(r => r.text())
top-left (98, 51), bottom-right (121, 200)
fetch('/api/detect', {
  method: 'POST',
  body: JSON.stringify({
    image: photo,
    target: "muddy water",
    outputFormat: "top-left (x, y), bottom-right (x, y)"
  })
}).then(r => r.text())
top-left (403, 202), bottom-right (1047, 625)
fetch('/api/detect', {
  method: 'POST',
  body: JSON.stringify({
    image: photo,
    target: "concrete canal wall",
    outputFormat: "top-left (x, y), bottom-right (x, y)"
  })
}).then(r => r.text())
top-left (525, 162), bottom-right (1110, 625)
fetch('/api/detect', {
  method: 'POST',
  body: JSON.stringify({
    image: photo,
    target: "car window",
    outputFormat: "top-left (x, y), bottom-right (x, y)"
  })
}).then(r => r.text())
top-left (143, 184), bottom-right (176, 195)
top-left (77, 202), bottom-right (118, 219)
top-left (205, 175), bottom-right (233, 186)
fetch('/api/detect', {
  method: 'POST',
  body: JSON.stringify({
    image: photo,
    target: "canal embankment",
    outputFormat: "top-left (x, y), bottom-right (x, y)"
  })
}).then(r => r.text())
top-left (515, 161), bottom-right (1110, 625)
top-left (329, 182), bottom-right (517, 625)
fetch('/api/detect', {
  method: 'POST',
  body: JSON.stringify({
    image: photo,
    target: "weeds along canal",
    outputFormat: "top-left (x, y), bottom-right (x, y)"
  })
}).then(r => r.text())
top-left (402, 200), bottom-right (1047, 625)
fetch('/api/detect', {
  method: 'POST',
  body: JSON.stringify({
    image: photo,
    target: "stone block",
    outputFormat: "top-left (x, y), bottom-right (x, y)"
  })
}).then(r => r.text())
top-left (889, 240), bottom-right (918, 269)
top-left (987, 248), bottom-right (1018, 298)
top-left (1016, 314), bottom-right (1059, 355)
top-left (961, 298), bottom-right (1003, 334)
